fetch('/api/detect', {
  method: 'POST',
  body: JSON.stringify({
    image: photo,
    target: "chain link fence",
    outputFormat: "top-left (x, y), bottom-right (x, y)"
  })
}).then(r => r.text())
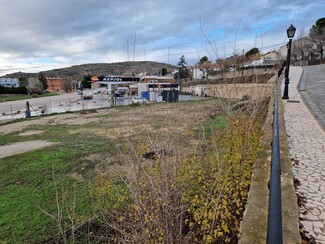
top-left (0, 95), bottom-right (112, 122)
top-left (0, 94), bottom-right (206, 123)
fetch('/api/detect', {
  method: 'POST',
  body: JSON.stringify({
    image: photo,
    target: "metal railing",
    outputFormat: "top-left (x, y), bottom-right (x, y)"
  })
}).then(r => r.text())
top-left (267, 63), bottom-right (285, 244)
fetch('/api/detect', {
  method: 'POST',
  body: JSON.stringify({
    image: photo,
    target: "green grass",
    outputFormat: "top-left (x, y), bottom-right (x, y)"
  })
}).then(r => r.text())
top-left (195, 114), bottom-right (227, 139)
top-left (0, 123), bottom-right (117, 243)
top-left (0, 132), bottom-right (24, 146)
top-left (0, 147), bottom-right (86, 242)
top-left (0, 93), bottom-right (58, 102)
top-left (207, 114), bottom-right (227, 131)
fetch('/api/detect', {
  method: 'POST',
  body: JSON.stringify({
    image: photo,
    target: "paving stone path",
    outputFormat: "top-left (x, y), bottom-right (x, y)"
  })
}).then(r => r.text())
top-left (282, 66), bottom-right (325, 243)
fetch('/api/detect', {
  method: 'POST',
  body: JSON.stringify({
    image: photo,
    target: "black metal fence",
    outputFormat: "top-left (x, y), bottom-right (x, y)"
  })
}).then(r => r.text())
top-left (267, 63), bottom-right (285, 244)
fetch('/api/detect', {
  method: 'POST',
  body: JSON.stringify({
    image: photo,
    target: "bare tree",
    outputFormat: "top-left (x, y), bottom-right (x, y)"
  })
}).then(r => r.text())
top-left (27, 78), bottom-right (44, 95)
top-left (61, 78), bottom-right (73, 92)
top-left (291, 28), bottom-right (311, 62)
top-left (38, 72), bottom-right (48, 91)
top-left (309, 18), bottom-right (325, 59)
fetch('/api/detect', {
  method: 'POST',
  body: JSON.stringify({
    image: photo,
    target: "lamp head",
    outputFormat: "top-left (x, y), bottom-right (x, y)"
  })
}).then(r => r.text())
top-left (287, 24), bottom-right (296, 39)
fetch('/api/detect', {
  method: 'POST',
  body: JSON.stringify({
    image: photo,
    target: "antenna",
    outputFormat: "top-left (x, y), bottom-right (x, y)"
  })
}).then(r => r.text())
top-left (133, 32), bottom-right (136, 61)
top-left (261, 32), bottom-right (264, 53)
top-left (127, 39), bottom-right (130, 61)
top-left (168, 46), bottom-right (170, 65)
top-left (234, 24), bottom-right (239, 55)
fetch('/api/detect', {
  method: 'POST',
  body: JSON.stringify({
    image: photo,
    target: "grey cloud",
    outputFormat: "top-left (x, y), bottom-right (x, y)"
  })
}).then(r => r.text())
top-left (0, 0), bottom-right (324, 74)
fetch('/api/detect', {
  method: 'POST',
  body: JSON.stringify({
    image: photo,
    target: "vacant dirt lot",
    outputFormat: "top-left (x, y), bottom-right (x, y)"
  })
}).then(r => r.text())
top-left (0, 74), bottom-right (276, 158)
top-left (0, 100), bottom-right (223, 159)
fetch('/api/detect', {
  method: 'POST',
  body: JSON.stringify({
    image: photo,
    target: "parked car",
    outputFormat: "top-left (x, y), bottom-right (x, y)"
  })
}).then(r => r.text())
top-left (82, 90), bottom-right (93, 100)
top-left (132, 97), bottom-right (148, 104)
top-left (83, 95), bottom-right (93, 100)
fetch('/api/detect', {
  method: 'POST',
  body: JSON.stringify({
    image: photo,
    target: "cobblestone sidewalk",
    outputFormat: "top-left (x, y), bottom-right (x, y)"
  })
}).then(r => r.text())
top-left (282, 66), bottom-right (325, 243)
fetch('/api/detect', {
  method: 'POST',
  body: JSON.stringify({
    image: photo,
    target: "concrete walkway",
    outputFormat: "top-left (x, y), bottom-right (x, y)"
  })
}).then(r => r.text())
top-left (0, 140), bottom-right (54, 159)
top-left (282, 66), bottom-right (325, 242)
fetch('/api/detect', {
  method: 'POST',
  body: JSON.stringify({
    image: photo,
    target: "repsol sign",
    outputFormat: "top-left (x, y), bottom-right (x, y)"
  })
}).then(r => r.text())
top-left (103, 77), bottom-right (140, 82)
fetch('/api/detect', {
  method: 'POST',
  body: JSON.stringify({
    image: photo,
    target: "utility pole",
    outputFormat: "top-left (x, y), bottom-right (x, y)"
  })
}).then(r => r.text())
top-left (242, 49), bottom-right (244, 77)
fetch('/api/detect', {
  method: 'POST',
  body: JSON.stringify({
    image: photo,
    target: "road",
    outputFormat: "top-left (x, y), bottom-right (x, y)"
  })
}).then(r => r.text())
top-left (0, 90), bottom-right (109, 121)
top-left (0, 92), bottom-right (78, 114)
top-left (300, 64), bottom-right (325, 130)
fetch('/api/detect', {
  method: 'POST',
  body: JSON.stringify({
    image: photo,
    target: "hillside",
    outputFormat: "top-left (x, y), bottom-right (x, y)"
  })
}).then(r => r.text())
top-left (2, 61), bottom-right (177, 80)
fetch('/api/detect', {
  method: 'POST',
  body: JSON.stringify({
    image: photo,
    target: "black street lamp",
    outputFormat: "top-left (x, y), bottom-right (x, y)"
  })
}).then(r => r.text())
top-left (282, 24), bottom-right (296, 99)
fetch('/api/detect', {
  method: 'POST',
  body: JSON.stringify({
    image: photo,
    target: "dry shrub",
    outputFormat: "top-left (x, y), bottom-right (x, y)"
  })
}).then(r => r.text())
top-left (88, 97), bottom-right (269, 243)
top-left (179, 113), bottom-right (264, 243)
top-left (90, 136), bottom-right (187, 243)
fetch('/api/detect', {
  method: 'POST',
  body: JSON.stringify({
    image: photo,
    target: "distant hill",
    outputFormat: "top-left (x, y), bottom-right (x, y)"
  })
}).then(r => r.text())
top-left (2, 61), bottom-right (177, 80)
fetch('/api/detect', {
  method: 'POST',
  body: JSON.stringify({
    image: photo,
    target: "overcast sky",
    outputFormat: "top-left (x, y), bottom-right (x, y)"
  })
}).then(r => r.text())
top-left (0, 0), bottom-right (324, 76)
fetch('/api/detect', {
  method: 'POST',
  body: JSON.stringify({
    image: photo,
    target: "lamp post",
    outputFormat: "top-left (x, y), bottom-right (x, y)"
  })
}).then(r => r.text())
top-left (282, 24), bottom-right (296, 99)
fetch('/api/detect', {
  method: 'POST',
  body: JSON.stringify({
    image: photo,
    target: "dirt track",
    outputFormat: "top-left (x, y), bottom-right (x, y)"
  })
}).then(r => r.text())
top-left (0, 111), bottom-right (104, 135)
top-left (0, 140), bottom-right (55, 159)
top-left (0, 110), bottom-right (110, 159)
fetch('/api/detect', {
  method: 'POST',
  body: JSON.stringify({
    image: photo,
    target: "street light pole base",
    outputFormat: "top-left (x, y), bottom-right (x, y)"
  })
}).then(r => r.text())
top-left (282, 77), bottom-right (290, 100)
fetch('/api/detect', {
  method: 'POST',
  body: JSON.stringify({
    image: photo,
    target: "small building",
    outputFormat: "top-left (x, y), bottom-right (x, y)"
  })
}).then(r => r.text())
top-left (0, 78), bottom-right (19, 88)
top-left (137, 82), bottom-right (180, 102)
top-left (46, 77), bottom-right (64, 92)
top-left (192, 62), bottom-right (222, 80)
top-left (90, 76), bottom-right (101, 89)
top-left (46, 77), bottom-right (76, 92)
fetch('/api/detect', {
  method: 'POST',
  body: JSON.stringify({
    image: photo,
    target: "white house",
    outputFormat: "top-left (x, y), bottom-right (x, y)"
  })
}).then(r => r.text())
top-left (192, 62), bottom-right (222, 80)
top-left (0, 78), bottom-right (19, 88)
top-left (251, 51), bottom-right (283, 66)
